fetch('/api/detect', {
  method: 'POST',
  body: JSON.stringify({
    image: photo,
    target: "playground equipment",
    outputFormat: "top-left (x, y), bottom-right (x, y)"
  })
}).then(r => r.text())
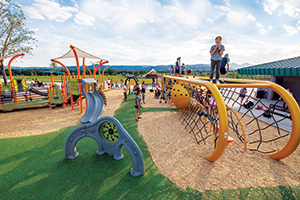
top-left (52, 45), bottom-right (109, 113)
top-left (64, 97), bottom-right (144, 176)
top-left (80, 79), bottom-right (104, 123)
top-left (0, 54), bottom-right (51, 111)
top-left (161, 75), bottom-right (300, 162)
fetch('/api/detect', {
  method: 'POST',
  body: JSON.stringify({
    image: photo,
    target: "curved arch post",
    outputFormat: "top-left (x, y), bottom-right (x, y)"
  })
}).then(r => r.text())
top-left (8, 53), bottom-right (25, 103)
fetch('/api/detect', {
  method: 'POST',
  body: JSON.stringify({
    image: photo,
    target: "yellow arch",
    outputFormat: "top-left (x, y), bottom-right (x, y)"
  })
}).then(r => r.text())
top-left (195, 77), bottom-right (300, 160)
top-left (162, 76), bottom-right (229, 162)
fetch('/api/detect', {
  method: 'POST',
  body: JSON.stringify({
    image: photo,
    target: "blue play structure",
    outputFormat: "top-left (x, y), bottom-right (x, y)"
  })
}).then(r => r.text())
top-left (64, 78), bottom-right (144, 177)
top-left (80, 79), bottom-right (104, 123)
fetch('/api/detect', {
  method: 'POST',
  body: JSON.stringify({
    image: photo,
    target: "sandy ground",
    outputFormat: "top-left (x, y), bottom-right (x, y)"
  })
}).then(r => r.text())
top-left (138, 91), bottom-right (300, 192)
top-left (1, 89), bottom-right (299, 192)
top-left (0, 89), bottom-right (123, 139)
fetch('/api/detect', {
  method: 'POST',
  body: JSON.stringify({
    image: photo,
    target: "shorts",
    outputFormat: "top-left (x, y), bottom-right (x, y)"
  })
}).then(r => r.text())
top-left (142, 88), bottom-right (145, 93)
top-left (181, 71), bottom-right (184, 75)
top-left (175, 69), bottom-right (180, 74)
top-left (160, 96), bottom-right (165, 100)
top-left (240, 94), bottom-right (246, 98)
top-left (135, 105), bottom-right (140, 109)
top-left (220, 67), bottom-right (226, 75)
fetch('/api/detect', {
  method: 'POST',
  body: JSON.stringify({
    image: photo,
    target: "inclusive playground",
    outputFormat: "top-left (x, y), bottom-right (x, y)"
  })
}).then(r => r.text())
top-left (1, 51), bottom-right (300, 199)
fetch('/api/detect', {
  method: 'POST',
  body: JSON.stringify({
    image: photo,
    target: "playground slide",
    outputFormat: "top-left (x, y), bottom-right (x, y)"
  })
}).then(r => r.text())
top-left (28, 87), bottom-right (48, 96)
top-left (80, 79), bottom-right (104, 124)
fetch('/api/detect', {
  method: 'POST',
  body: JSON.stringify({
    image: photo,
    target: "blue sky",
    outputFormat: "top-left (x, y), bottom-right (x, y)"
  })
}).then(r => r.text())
top-left (9, 0), bottom-right (300, 67)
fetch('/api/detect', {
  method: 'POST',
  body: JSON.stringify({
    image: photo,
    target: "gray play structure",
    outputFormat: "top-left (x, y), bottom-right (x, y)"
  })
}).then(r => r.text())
top-left (64, 79), bottom-right (144, 177)
top-left (80, 78), bottom-right (104, 123)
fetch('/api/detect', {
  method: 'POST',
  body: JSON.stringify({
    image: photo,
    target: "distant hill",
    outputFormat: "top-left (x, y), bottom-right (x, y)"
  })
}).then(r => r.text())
top-left (10, 62), bottom-right (252, 71)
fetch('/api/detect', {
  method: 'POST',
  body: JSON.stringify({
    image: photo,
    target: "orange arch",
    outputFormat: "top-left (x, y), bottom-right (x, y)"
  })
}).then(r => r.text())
top-left (51, 59), bottom-right (71, 80)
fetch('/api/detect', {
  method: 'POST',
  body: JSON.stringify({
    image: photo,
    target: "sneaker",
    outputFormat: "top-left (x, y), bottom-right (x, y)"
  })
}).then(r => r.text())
top-left (216, 80), bottom-right (220, 84)
top-left (221, 80), bottom-right (225, 84)
top-left (210, 79), bottom-right (213, 83)
top-left (138, 117), bottom-right (142, 119)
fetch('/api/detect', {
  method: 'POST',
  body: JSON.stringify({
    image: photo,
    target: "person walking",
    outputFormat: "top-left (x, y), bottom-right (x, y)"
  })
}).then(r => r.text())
top-left (135, 90), bottom-right (142, 121)
top-left (123, 83), bottom-right (127, 101)
top-left (220, 53), bottom-right (230, 83)
top-left (209, 36), bottom-right (225, 84)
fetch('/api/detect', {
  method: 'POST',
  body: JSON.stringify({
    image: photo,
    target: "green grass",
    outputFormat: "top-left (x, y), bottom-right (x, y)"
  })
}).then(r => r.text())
top-left (0, 94), bottom-right (299, 199)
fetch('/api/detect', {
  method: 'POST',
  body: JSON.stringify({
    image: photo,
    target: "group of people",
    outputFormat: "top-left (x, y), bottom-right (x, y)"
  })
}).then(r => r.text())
top-left (31, 78), bottom-right (44, 87)
top-left (121, 80), bottom-right (146, 121)
top-left (171, 57), bottom-right (192, 77)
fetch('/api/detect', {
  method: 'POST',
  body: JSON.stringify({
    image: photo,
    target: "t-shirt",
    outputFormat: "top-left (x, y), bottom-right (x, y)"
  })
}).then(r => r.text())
top-left (221, 57), bottom-right (230, 68)
top-left (210, 44), bottom-right (225, 61)
top-left (175, 61), bottom-right (180, 70)
top-left (123, 85), bottom-right (127, 93)
top-left (181, 65), bottom-right (185, 71)
top-left (135, 95), bottom-right (141, 107)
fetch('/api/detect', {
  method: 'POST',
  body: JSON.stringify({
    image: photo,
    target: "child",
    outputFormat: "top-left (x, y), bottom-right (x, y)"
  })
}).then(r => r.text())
top-left (135, 90), bottom-right (142, 121)
top-left (159, 90), bottom-right (167, 103)
top-left (171, 65), bottom-right (175, 76)
top-left (123, 83), bottom-right (127, 101)
top-left (142, 92), bottom-right (145, 104)
top-left (220, 53), bottom-right (230, 83)
top-left (240, 88), bottom-right (247, 104)
top-left (181, 63), bottom-right (185, 76)
top-left (209, 36), bottom-right (225, 84)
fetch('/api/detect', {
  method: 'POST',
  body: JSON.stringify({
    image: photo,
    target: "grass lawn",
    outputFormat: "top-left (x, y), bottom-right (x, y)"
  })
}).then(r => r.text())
top-left (0, 94), bottom-right (299, 199)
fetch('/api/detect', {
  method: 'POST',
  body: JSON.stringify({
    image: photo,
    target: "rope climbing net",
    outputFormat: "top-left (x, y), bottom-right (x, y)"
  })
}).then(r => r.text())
top-left (162, 76), bottom-right (300, 161)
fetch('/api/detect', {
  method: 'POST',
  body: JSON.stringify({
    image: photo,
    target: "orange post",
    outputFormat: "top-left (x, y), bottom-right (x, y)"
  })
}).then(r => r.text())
top-left (61, 83), bottom-right (65, 108)
top-left (47, 87), bottom-right (51, 108)
top-left (8, 53), bottom-right (24, 103)
top-left (23, 77), bottom-right (29, 102)
top-left (70, 45), bottom-right (83, 113)
top-left (102, 66), bottom-right (110, 90)
top-left (50, 72), bottom-right (55, 95)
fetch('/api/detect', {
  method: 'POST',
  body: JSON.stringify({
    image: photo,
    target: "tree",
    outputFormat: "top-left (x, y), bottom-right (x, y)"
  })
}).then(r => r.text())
top-left (49, 61), bottom-right (57, 70)
top-left (0, 0), bottom-right (37, 85)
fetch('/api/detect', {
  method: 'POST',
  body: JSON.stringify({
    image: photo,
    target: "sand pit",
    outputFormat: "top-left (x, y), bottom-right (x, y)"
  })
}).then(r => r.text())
top-left (138, 92), bottom-right (300, 192)
top-left (0, 89), bottom-right (123, 139)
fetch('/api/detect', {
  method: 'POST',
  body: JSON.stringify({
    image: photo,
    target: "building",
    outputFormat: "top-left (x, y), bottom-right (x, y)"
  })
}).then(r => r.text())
top-left (238, 56), bottom-right (300, 103)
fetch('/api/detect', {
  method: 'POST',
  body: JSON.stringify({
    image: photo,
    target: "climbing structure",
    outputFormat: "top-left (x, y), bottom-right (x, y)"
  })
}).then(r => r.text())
top-left (161, 76), bottom-right (300, 162)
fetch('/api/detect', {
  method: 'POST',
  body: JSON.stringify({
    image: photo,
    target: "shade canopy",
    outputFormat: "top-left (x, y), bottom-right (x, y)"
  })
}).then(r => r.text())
top-left (54, 46), bottom-right (104, 60)
top-left (42, 70), bottom-right (63, 74)
top-left (142, 69), bottom-right (161, 79)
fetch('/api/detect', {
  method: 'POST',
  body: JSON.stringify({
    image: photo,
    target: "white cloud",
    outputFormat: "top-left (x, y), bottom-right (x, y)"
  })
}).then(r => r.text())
top-left (268, 25), bottom-right (273, 30)
top-left (226, 11), bottom-right (244, 24)
top-left (283, 25), bottom-right (298, 35)
top-left (263, 0), bottom-right (279, 15)
top-left (24, 0), bottom-right (78, 22)
top-left (256, 22), bottom-right (263, 28)
top-left (247, 15), bottom-right (255, 21)
top-left (259, 28), bottom-right (267, 34)
top-left (74, 12), bottom-right (95, 26)
top-left (283, 0), bottom-right (300, 17)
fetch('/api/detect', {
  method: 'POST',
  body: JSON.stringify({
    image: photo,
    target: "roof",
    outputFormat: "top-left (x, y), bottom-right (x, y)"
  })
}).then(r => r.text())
top-left (42, 70), bottom-right (63, 74)
top-left (142, 69), bottom-right (161, 78)
top-left (54, 46), bottom-right (104, 60)
top-left (237, 56), bottom-right (300, 76)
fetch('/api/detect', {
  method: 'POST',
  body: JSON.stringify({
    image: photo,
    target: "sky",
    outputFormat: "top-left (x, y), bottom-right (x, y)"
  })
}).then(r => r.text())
top-left (7, 0), bottom-right (300, 67)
